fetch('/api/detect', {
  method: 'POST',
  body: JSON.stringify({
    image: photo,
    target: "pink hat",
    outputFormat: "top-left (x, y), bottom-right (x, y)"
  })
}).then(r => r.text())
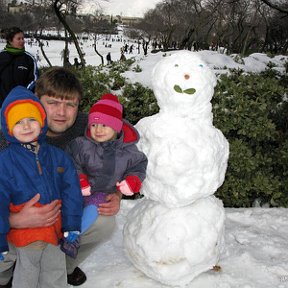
top-left (88, 94), bottom-right (123, 132)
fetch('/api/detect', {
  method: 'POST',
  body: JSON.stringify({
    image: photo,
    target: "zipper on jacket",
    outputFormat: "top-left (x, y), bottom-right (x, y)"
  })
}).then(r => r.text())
top-left (35, 153), bottom-right (43, 175)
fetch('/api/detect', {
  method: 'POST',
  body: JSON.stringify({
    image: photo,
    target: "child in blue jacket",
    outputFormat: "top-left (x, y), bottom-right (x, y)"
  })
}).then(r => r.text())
top-left (0, 86), bottom-right (83, 288)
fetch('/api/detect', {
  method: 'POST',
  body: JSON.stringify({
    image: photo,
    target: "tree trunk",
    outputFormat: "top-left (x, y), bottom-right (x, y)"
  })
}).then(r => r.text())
top-left (179, 28), bottom-right (195, 50)
top-left (142, 40), bottom-right (150, 56)
top-left (241, 28), bottom-right (252, 56)
top-left (93, 35), bottom-right (104, 65)
top-left (260, 0), bottom-right (288, 14)
top-left (63, 29), bottom-right (70, 67)
top-left (35, 38), bottom-right (52, 67)
top-left (53, 0), bottom-right (86, 67)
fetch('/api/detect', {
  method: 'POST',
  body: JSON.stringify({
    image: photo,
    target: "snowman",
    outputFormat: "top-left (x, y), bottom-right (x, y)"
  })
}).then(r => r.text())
top-left (123, 51), bottom-right (229, 286)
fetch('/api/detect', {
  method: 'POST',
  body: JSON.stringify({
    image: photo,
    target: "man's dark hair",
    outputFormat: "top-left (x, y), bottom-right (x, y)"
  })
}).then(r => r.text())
top-left (35, 67), bottom-right (83, 101)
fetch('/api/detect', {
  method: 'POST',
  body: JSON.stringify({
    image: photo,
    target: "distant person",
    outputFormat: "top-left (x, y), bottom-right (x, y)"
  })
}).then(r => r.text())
top-left (106, 52), bottom-right (112, 65)
top-left (0, 86), bottom-right (83, 288)
top-left (0, 27), bottom-right (38, 108)
top-left (64, 57), bottom-right (72, 68)
top-left (73, 57), bottom-right (81, 69)
top-left (129, 44), bottom-right (134, 54)
top-left (36, 50), bottom-right (41, 62)
top-left (120, 52), bottom-right (126, 62)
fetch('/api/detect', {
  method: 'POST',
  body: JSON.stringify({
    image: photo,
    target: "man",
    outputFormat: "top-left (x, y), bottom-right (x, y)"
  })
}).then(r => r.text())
top-left (0, 67), bottom-right (122, 287)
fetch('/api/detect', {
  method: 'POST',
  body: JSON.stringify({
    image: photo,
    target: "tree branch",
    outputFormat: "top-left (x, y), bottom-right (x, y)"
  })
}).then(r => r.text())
top-left (260, 0), bottom-right (288, 14)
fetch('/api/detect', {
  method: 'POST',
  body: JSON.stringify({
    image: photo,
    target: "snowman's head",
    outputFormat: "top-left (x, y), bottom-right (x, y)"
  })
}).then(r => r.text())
top-left (152, 51), bottom-right (217, 118)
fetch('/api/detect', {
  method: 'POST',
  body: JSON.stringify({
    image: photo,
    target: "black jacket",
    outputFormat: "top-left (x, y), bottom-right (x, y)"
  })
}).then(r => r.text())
top-left (0, 49), bottom-right (38, 107)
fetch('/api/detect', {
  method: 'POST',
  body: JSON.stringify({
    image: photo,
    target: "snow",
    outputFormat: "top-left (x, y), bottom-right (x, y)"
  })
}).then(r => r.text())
top-left (82, 200), bottom-right (288, 288)
top-left (123, 51), bottom-right (229, 286)
top-left (1, 34), bottom-right (288, 288)
top-left (123, 197), bottom-right (225, 286)
top-left (133, 52), bottom-right (229, 208)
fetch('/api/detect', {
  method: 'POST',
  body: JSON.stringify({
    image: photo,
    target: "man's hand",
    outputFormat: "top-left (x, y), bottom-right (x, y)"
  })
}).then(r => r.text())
top-left (9, 194), bottom-right (61, 229)
top-left (98, 192), bottom-right (121, 216)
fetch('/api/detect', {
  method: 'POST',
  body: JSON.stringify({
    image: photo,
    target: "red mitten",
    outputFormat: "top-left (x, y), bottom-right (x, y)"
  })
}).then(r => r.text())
top-left (116, 180), bottom-right (133, 196)
top-left (116, 175), bottom-right (142, 196)
top-left (79, 174), bottom-right (91, 196)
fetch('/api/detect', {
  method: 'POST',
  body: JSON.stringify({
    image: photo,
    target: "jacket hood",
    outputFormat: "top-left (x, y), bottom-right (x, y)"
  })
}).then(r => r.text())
top-left (1, 85), bottom-right (47, 144)
top-left (121, 120), bottom-right (140, 144)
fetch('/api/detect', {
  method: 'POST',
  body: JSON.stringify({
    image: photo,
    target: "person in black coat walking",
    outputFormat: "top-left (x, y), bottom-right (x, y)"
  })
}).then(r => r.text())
top-left (106, 52), bottom-right (112, 65)
top-left (0, 27), bottom-right (39, 108)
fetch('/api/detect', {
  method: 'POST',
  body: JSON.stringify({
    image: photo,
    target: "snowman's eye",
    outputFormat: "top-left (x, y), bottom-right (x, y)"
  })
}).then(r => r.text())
top-left (198, 64), bottom-right (204, 68)
top-left (174, 64), bottom-right (179, 67)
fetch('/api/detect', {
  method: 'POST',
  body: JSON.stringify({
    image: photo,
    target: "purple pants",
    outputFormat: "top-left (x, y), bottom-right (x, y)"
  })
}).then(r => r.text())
top-left (83, 192), bottom-right (108, 207)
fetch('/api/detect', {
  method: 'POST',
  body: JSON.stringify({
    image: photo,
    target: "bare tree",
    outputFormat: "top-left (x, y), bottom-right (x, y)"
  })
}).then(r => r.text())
top-left (0, 2), bottom-right (14, 35)
top-left (259, 0), bottom-right (288, 14)
top-left (176, 0), bottom-right (207, 50)
top-left (30, 3), bottom-right (54, 66)
top-left (81, 12), bottom-right (117, 65)
top-left (53, 0), bottom-right (86, 66)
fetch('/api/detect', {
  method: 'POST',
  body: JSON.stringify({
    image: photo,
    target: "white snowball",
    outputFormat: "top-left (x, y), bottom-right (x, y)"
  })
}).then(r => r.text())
top-left (136, 113), bottom-right (229, 208)
top-left (151, 51), bottom-right (217, 121)
top-left (123, 196), bottom-right (225, 286)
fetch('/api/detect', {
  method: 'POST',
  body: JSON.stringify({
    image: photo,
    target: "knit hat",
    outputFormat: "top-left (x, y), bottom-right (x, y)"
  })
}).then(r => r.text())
top-left (88, 94), bottom-right (123, 132)
top-left (5, 100), bottom-right (46, 135)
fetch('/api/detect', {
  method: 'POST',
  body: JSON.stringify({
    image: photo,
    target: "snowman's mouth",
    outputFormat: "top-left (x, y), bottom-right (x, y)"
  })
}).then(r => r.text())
top-left (174, 85), bottom-right (196, 95)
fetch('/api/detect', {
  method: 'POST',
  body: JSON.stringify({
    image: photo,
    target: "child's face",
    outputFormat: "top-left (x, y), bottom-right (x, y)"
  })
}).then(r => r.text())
top-left (12, 117), bottom-right (41, 143)
top-left (90, 123), bottom-right (117, 142)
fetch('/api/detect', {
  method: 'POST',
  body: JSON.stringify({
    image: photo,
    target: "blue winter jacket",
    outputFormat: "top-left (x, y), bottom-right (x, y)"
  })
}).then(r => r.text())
top-left (0, 86), bottom-right (83, 253)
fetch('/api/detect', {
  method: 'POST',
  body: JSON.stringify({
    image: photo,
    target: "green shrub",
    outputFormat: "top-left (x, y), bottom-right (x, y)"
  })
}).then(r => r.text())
top-left (67, 65), bottom-right (158, 123)
top-left (73, 65), bottom-right (111, 112)
top-left (213, 69), bottom-right (288, 207)
top-left (119, 82), bottom-right (159, 124)
top-left (132, 64), bottom-right (142, 72)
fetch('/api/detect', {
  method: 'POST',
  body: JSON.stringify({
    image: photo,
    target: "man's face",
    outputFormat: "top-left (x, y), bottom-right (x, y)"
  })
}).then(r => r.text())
top-left (40, 95), bottom-right (79, 137)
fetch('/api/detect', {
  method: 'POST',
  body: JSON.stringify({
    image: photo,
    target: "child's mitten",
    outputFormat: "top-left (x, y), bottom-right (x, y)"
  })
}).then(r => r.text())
top-left (79, 174), bottom-right (91, 196)
top-left (116, 175), bottom-right (142, 196)
top-left (60, 231), bottom-right (80, 259)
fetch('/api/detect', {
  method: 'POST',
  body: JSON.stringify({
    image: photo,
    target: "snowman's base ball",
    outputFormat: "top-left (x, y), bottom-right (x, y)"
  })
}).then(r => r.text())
top-left (123, 196), bottom-right (225, 286)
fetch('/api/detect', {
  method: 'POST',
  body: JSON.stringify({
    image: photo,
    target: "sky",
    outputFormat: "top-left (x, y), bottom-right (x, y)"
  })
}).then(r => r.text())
top-left (80, 0), bottom-right (162, 17)
top-left (1, 33), bottom-right (288, 288)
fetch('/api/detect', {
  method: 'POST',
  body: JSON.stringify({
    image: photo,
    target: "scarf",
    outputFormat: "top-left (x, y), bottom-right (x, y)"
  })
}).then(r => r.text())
top-left (21, 142), bottom-right (42, 174)
top-left (21, 142), bottom-right (38, 153)
top-left (4, 44), bottom-right (25, 55)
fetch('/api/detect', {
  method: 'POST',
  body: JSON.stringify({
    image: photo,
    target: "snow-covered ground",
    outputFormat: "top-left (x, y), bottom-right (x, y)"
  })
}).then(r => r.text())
top-left (1, 34), bottom-right (287, 88)
top-left (84, 199), bottom-right (288, 288)
top-left (1, 34), bottom-right (288, 288)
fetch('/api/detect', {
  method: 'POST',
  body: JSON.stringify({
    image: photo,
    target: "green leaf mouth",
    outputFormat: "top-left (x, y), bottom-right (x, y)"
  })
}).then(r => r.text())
top-left (174, 85), bottom-right (183, 93)
top-left (174, 85), bottom-right (196, 94)
top-left (183, 88), bottom-right (196, 94)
